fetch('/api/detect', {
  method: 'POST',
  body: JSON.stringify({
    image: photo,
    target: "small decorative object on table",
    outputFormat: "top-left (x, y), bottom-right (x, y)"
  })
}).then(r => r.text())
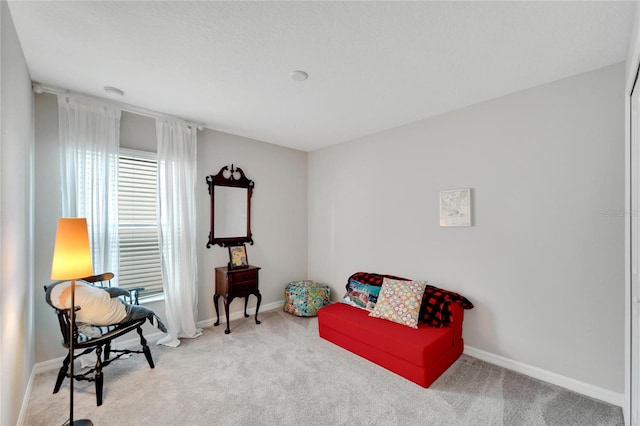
top-left (284, 280), bottom-right (330, 317)
top-left (228, 244), bottom-right (249, 269)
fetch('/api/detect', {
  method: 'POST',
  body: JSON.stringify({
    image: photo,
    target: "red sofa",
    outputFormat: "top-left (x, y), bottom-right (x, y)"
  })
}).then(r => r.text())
top-left (317, 273), bottom-right (469, 388)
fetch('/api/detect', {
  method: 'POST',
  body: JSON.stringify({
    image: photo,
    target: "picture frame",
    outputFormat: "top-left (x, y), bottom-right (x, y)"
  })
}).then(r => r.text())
top-left (228, 244), bottom-right (249, 269)
top-left (439, 188), bottom-right (471, 227)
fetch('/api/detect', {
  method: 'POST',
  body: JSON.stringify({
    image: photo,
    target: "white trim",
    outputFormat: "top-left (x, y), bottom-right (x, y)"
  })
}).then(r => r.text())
top-left (625, 5), bottom-right (640, 425)
top-left (138, 293), bottom-right (165, 305)
top-left (196, 299), bottom-right (284, 328)
top-left (625, 81), bottom-right (633, 426)
top-left (20, 300), bottom-right (294, 424)
top-left (33, 357), bottom-right (65, 376)
top-left (119, 147), bottom-right (156, 161)
top-left (25, 302), bottom-right (620, 424)
top-left (28, 300), bottom-right (286, 376)
top-left (16, 368), bottom-right (36, 426)
top-left (464, 345), bottom-right (624, 408)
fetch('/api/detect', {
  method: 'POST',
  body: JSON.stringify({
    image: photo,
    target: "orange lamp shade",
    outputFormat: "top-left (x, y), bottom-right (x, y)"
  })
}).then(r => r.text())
top-left (51, 218), bottom-right (94, 280)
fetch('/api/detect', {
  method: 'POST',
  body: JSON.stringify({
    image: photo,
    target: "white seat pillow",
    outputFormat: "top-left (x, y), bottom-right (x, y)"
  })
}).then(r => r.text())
top-left (50, 281), bottom-right (127, 326)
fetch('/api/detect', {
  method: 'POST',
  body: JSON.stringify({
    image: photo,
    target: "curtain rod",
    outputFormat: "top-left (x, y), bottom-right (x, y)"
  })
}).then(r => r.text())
top-left (32, 82), bottom-right (205, 131)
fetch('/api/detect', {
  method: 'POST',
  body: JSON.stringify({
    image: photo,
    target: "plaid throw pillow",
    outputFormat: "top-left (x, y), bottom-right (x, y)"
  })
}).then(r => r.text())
top-left (346, 272), bottom-right (411, 289)
top-left (420, 285), bottom-right (474, 327)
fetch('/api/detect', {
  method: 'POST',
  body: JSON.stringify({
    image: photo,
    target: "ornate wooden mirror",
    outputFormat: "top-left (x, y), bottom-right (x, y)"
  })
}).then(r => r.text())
top-left (206, 165), bottom-right (254, 248)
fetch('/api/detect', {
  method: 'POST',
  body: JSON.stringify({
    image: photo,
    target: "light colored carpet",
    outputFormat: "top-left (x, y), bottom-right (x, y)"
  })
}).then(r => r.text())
top-left (23, 310), bottom-right (623, 426)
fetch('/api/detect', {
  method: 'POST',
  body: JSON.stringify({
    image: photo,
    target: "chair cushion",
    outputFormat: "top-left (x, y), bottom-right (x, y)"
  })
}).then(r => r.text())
top-left (48, 281), bottom-right (127, 326)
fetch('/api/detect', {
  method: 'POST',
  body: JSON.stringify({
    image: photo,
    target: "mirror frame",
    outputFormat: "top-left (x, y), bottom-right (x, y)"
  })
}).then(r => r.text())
top-left (206, 165), bottom-right (254, 248)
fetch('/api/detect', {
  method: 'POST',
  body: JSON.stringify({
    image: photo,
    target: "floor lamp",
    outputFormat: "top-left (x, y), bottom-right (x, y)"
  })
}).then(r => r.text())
top-left (51, 218), bottom-right (94, 426)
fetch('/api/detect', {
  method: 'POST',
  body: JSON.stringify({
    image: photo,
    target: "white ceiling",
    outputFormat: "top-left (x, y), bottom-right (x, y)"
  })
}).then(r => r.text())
top-left (7, 1), bottom-right (637, 152)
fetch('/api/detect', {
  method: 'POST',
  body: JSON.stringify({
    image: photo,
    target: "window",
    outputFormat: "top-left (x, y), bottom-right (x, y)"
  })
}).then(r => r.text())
top-left (118, 149), bottom-right (163, 298)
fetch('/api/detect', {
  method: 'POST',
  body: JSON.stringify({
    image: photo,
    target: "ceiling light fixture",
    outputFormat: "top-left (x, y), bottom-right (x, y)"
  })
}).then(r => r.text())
top-left (289, 70), bottom-right (308, 82)
top-left (104, 86), bottom-right (125, 97)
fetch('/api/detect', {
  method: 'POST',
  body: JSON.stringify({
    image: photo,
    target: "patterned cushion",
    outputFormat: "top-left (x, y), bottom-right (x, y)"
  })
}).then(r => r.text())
top-left (340, 279), bottom-right (382, 311)
top-left (345, 271), bottom-right (474, 327)
top-left (284, 280), bottom-right (330, 317)
top-left (368, 278), bottom-right (427, 328)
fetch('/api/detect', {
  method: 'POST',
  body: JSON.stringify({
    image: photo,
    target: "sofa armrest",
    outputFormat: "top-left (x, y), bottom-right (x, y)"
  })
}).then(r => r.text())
top-left (448, 301), bottom-right (464, 344)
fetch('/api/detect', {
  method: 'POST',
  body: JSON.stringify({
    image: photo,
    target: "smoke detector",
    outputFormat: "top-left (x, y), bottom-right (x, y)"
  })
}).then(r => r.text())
top-left (104, 86), bottom-right (125, 97)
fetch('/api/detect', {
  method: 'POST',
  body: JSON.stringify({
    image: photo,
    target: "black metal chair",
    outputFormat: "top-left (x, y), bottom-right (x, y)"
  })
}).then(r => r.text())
top-left (44, 273), bottom-right (154, 406)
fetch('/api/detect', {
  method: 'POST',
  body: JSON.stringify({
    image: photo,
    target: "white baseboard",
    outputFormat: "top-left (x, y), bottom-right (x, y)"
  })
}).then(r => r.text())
top-left (18, 300), bottom-right (284, 425)
top-left (17, 367), bottom-right (37, 426)
top-left (23, 304), bottom-right (622, 420)
top-left (197, 299), bottom-right (284, 328)
top-left (21, 301), bottom-right (284, 424)
top-left (463, 345), bottom-right (624, 408)
top-left (30, 300), bottom-right (285, 375)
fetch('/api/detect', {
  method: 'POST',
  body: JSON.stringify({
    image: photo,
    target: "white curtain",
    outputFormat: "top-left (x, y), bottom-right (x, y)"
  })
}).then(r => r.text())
top-left (155, 118), bottom-right (201, 347)
top-left (57, 94), bottom-right (120, 280)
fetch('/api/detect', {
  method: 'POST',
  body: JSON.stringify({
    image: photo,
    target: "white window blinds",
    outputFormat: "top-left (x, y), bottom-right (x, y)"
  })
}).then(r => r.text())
top-left (118, 149), bottom-right (163, 297)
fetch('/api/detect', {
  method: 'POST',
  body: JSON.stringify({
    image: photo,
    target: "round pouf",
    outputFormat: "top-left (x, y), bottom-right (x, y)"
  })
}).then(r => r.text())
top-left (283, 280), bottom-right (330, 317)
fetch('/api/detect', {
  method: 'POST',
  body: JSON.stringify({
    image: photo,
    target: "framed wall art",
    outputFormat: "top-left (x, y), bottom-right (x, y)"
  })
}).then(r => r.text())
top-left (228, 244), bottom-right (249, 269)
top-left (439, 188), bottom-right (471, 227)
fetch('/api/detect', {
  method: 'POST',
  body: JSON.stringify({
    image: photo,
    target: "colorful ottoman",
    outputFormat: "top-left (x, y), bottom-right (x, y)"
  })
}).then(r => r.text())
top-left (284, 280), bottom-right (330, 317)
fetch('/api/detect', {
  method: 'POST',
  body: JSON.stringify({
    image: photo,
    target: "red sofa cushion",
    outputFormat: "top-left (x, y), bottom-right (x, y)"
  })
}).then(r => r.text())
top-left (318, 303), bottom-right (454, 368)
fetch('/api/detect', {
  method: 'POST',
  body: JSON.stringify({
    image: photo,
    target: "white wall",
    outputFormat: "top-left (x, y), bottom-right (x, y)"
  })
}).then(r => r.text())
top-left (196, 128), bottom-right (308, 322)
top-left (309, 63), bottom-right (625, 395)
top-left (33, 93), bottom-right (62, 363)
top-left (624, 4), bottom-right (640, 423)
top-left (0, 2), bottom-right (34, 425)
top-left (33, 93), bottom-right (308, 362)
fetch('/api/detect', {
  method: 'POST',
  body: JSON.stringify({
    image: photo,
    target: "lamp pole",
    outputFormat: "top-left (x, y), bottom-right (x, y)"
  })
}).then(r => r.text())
top-left (67, 277), bottom-right (92, 426)
top-left (51, 218), bottom-right (94, 426)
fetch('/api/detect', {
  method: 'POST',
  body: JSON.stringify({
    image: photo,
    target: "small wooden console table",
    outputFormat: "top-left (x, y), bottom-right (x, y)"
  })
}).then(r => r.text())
top-left (213, 265), bottom-right (262, 334)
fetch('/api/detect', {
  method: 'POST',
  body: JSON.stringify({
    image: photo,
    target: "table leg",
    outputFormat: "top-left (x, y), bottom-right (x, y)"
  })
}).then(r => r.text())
top-left (224, 296), bottom-right (233, 334)
top-left (254, 292), bottom-right (262, 325)
top-left (213, 294), bottom-right (221, 326)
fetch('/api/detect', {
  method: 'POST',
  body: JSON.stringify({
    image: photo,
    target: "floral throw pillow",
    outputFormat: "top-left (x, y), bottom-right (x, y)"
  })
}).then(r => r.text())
top-left (368, 278), bottom-right (427, 328)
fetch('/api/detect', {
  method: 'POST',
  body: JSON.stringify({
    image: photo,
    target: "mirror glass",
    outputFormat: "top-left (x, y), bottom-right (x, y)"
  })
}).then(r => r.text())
top-left (207, 165), bottom-right (254, 248)
top-left (214, 186), bottom-right (248, 238)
